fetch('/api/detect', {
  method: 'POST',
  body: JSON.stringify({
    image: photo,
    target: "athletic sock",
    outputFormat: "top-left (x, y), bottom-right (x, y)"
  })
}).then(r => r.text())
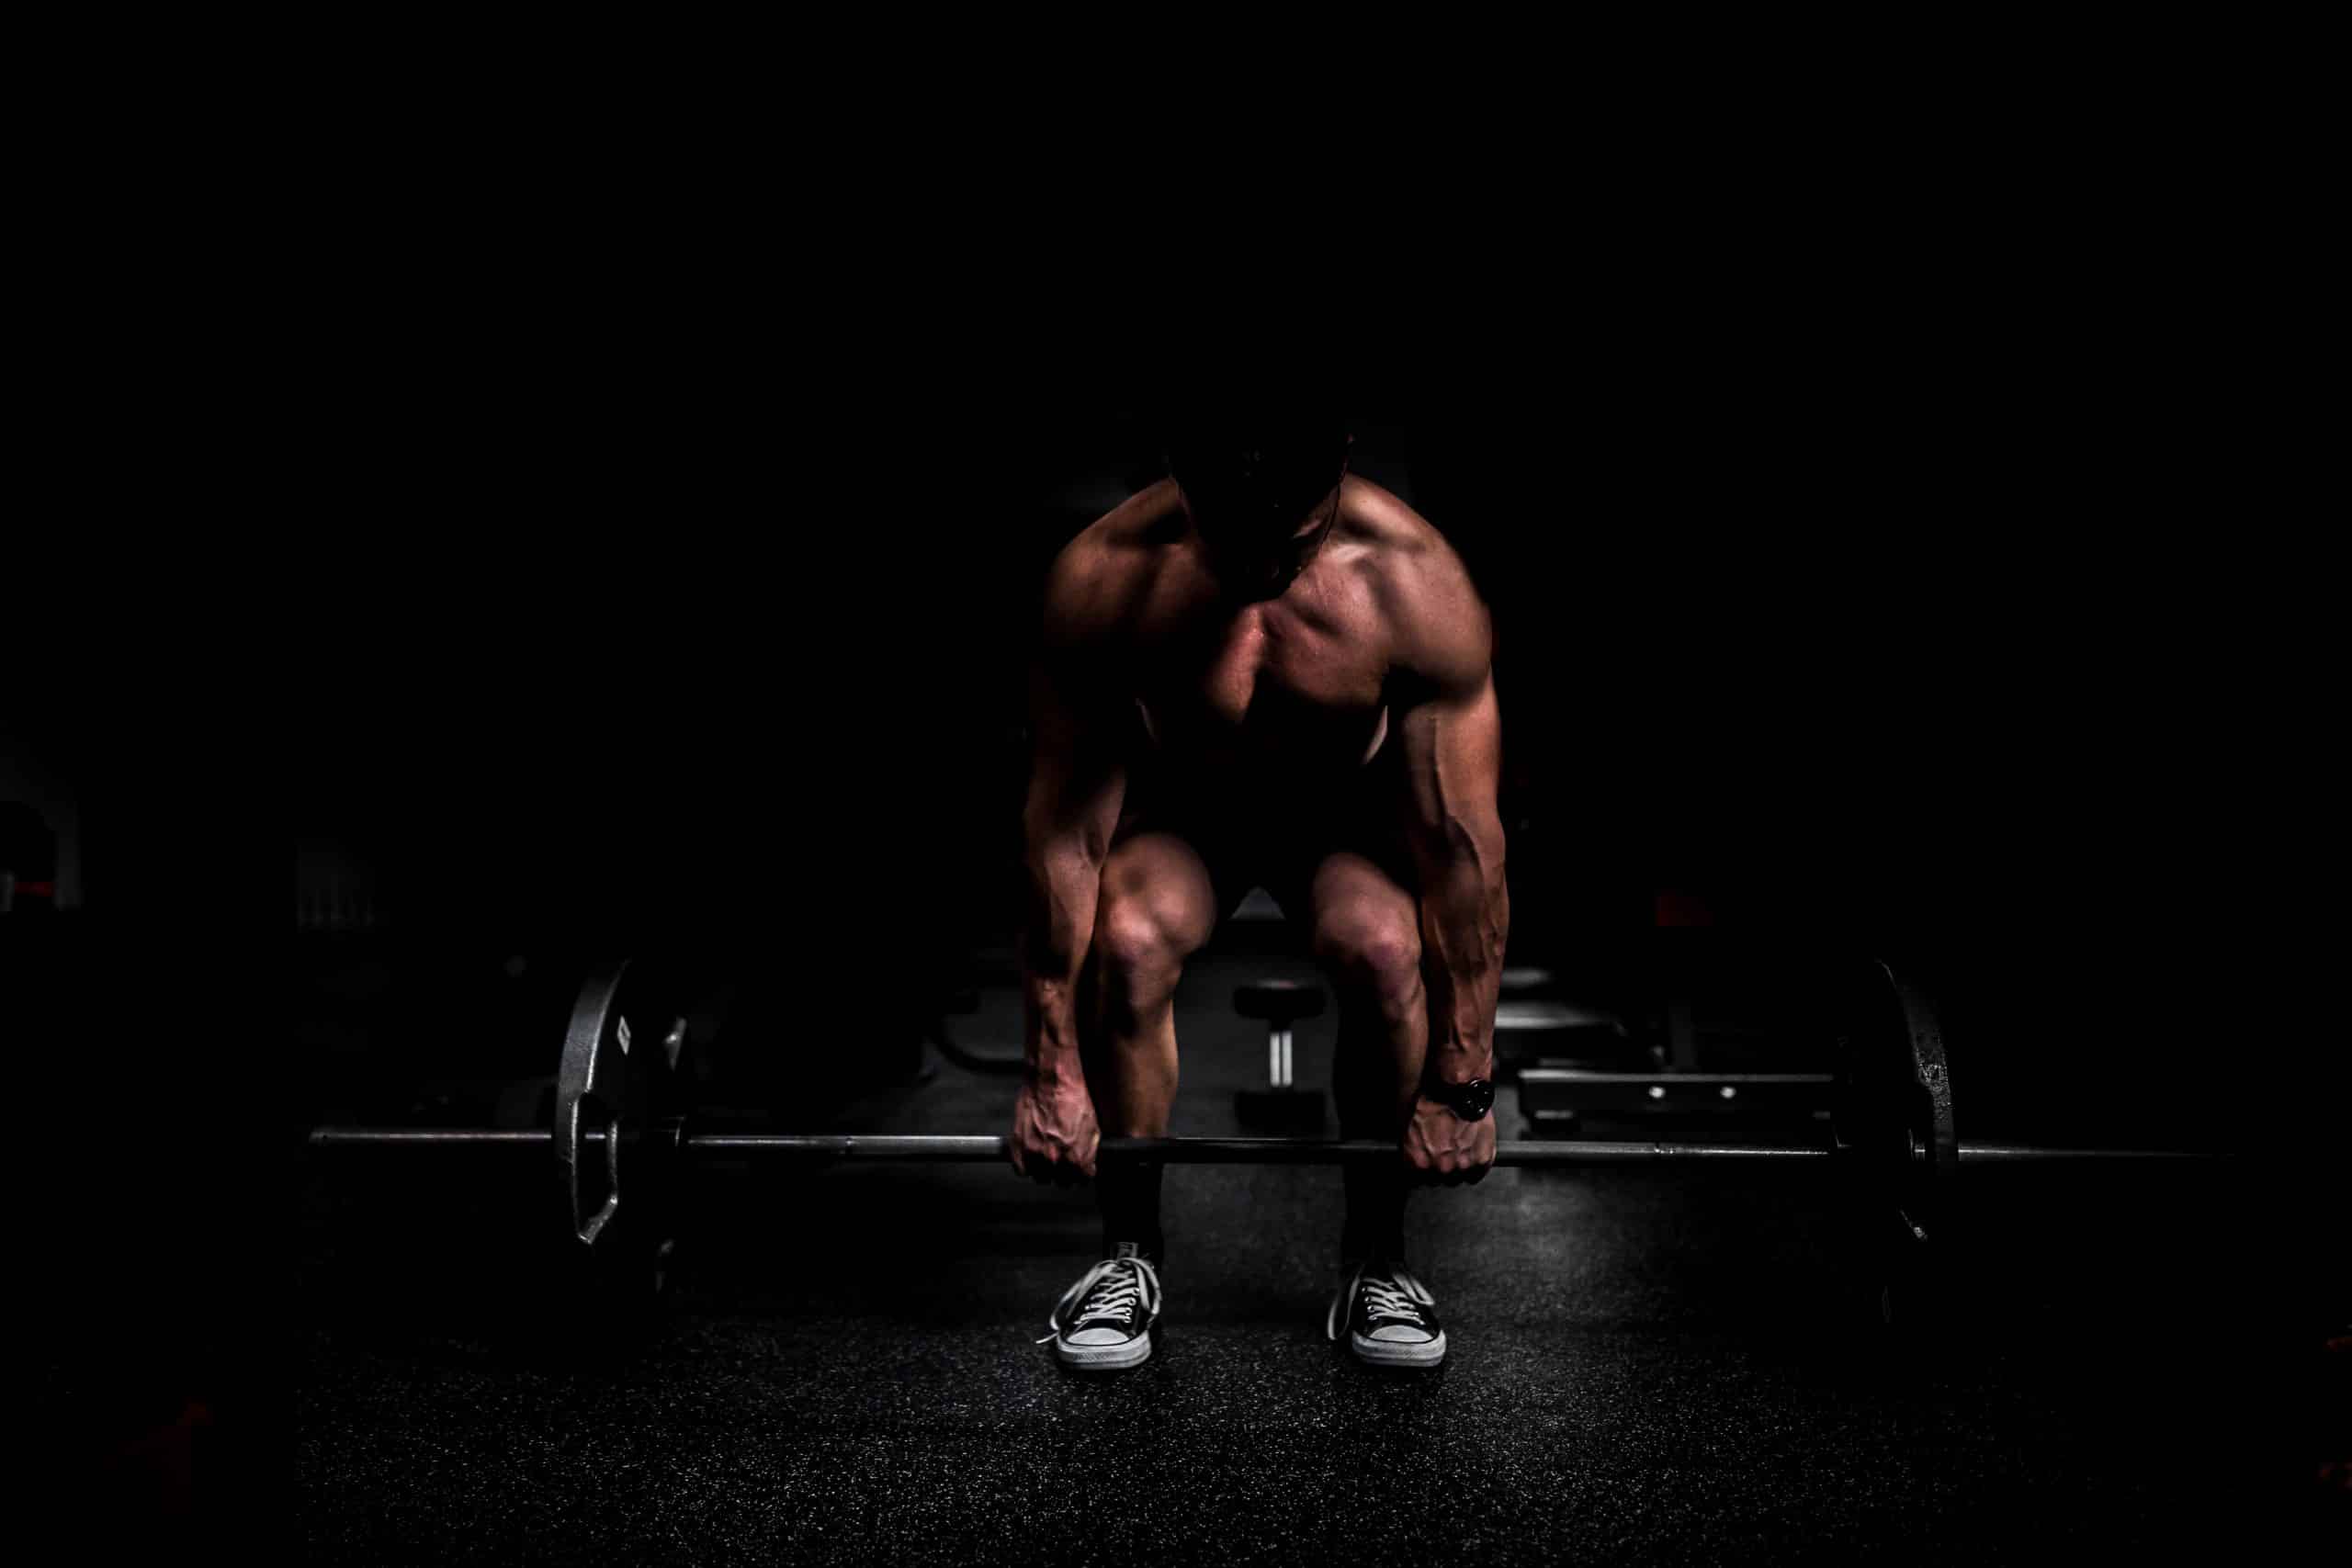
top-left (1340, 1159), bottom-right (1408, 1264)
top-left (1097, 1157), bottom-right (1165, 1268)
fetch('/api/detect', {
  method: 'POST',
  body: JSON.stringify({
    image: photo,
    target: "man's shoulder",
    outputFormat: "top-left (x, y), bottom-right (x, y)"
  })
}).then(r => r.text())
top-left (1340, 477), bottom-right (1468, 582)
top-left (1042, 479), bottom-right (1185, 655)
top-left (1340, 479), bottom-right (1491, 693)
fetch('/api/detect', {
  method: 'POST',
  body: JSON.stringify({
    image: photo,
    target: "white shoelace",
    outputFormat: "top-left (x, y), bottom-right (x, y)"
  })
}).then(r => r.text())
top-left (1328, 1262), bottom-right (1434, 1340)
top-left (1363, 1277), bottom-right (1427, 1327)
top-left (1038, 1255), bottom-right (1162, 1343)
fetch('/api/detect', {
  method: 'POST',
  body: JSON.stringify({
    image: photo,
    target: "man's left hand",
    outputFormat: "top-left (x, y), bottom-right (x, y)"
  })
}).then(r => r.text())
top-left (1402, 1093), bottom-right (1497, 1186)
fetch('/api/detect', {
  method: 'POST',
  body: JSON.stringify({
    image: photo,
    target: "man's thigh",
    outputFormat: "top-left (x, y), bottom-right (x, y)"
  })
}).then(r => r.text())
top-left (1076, 818), bottom-right (1250, 1045)
top-left (1256, 774), bottom-right (1422, 940)
top-left (1293, 852), bottom-right (1420, 953)
top-left (1103, 787), bottom-right (1267, 934)
top-left (1094, 827), bottom-right (1229, 954)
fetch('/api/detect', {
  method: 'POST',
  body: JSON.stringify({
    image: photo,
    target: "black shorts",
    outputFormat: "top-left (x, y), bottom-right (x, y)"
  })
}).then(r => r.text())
top-left (1109, 742), bottom-right (1422, 920)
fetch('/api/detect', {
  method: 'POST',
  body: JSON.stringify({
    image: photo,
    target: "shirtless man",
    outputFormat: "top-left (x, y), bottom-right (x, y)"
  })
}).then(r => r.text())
top-left (1012, 408), bottom-right (1508, 1371)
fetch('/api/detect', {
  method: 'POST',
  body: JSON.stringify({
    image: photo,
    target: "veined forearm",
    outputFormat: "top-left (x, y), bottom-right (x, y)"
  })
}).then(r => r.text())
top-left (1019, 837), bottom-right (1105, 1074)
top-left (1416, 827), bottom-right (1510, 1078)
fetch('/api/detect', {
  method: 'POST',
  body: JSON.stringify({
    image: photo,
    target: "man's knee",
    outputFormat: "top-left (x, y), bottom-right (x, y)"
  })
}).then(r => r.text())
top-left (1091, 892), bottom-right (1194, 1017)
top-left (1314, 905), bottom-right (1423, 1020)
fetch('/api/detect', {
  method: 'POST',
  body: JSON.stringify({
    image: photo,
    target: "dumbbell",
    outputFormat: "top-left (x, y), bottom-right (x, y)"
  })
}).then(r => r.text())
top-left (1233, 979), bottom-right (1328, 1132)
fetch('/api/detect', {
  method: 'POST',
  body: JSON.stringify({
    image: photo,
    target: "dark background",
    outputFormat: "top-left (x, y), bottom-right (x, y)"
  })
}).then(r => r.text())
top-left (4, 268), bottom-right (2298, 1546)
top-left (2, 46), bottom-right (2330, 1545)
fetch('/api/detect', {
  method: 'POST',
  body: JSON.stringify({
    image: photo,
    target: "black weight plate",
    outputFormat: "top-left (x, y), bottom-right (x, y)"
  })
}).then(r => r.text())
top-left (553, 958), bottom-right (682, 1323)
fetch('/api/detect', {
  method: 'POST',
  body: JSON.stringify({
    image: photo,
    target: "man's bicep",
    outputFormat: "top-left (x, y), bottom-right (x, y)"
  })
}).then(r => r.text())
top-left (1023, 657), bottom-right (1127, 851)
top-left (1396, 673), bottom-right (1504, 856)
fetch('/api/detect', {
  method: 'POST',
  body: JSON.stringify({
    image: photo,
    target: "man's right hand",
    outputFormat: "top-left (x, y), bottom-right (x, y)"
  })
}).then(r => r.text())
top-left (1010, 1065), bottom-right (1100, 1186)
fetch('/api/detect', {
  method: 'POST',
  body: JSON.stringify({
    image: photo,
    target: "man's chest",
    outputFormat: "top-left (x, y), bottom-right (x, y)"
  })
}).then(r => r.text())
top-left (1130, 601), bottom-right (1393, 770)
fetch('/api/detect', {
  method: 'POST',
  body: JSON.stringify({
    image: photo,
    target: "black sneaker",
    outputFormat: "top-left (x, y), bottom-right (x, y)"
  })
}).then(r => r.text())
top-left (1041, 1243), bottom-right (1162, 1370)
top-left (1327, 1258), bottom-right (1446, 1367)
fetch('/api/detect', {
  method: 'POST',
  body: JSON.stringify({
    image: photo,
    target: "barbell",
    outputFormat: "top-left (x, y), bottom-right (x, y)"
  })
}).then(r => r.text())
top-left (303, 1129), bottom-right (2211, 1164)
top-left (300, 955), bottom-right (2225, 1330)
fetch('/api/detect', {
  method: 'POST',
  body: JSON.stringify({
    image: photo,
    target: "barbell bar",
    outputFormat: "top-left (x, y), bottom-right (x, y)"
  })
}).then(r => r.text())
top-left (303, 1129), bottom-right (2216, 1166)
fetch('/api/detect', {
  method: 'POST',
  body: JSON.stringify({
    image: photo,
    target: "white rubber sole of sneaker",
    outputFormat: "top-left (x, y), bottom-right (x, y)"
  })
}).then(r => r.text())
top-left (1349, 1330), bottom-right (1446, 1368)
top-left (1056, 1332), bottom-right (1154, 1371)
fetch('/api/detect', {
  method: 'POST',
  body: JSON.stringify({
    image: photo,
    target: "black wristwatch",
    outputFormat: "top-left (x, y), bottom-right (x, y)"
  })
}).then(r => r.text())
top-left (1425, 1076), bottom-right (1495, 1122)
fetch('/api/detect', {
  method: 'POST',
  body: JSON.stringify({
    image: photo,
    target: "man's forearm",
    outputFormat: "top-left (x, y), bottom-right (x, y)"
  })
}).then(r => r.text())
top-left (1416, 828), bottom-right (1510, 1082)
top-left (1020, 837), bottom-right (1103, 1080)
